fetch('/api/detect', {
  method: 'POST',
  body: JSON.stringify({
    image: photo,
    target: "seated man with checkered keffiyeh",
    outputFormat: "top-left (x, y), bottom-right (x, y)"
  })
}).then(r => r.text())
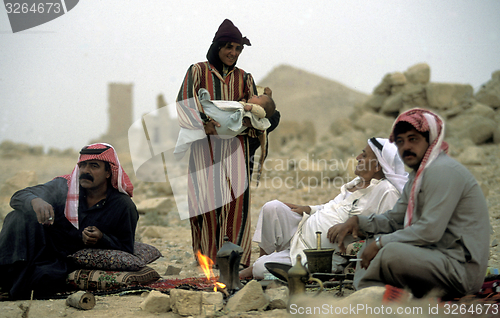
top-left (0, 143), bottom-right (138, 300)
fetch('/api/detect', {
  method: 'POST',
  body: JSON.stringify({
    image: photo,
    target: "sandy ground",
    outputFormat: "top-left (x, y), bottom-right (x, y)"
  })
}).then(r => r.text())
top-left (0, 146), bottom-right (499, 317)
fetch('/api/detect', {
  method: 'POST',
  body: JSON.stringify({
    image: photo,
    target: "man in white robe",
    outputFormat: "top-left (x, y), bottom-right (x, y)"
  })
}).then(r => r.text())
top-left (240, 138), bottom-right (408, 279)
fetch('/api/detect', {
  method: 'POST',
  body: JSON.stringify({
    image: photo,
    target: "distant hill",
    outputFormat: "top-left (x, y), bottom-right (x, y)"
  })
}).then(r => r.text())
top-left (258, 64), bottom-right (369, 136)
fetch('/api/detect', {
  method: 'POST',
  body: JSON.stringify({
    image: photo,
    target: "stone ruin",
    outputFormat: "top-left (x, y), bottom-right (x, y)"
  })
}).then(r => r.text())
top-left (107, 83), bottom-right (133, 141)
top-left (358, 63), bottom-right (500, 145)
top-left (90, 83), bottom-right (134, 155)
top-left (262, 64), bottom-right (500, 192)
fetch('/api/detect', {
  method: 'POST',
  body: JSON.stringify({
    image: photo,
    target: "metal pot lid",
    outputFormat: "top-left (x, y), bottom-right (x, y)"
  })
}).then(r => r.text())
top-left (216, 236), bottom-right (243, 257)
top-left (264, 262), bottom-right (291, 282)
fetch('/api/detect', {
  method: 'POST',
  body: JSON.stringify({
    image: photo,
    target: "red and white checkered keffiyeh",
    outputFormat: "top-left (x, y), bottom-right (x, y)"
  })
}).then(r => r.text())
top-left (58, 143), bottom-right (133, 229)
top-left (389, 108), bottom-right (449, 228)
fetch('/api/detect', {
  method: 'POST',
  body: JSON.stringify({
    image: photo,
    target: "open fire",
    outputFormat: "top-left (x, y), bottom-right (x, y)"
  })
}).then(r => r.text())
top-left (196, 251), bottom-right (226, 293)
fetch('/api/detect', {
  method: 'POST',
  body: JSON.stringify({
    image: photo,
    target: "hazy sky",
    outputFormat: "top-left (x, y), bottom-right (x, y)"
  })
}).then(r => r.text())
top-left (1, 0), bottom-right (499, 151)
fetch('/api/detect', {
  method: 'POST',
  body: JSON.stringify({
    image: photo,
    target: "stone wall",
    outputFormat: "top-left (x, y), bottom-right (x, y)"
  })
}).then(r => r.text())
top-left (359, 63), bottom-right (500, 145)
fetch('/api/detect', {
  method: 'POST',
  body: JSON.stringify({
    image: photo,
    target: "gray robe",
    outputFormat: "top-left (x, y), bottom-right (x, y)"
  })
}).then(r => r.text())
top-left (355, 153), bottom-right (490, 297)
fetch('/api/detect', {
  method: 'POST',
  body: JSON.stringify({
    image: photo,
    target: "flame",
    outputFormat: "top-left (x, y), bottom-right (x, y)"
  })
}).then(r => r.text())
top-left (196, 251), bottom-right (214, 280)
top-left (215, 282), bottom-right (226, 289)
top-left (196, 251), bottom-right (226, 292)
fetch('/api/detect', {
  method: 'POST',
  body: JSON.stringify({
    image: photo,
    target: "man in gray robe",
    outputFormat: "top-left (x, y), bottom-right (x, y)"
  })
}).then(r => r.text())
top-left (329, 108), bottom-right (490, 299)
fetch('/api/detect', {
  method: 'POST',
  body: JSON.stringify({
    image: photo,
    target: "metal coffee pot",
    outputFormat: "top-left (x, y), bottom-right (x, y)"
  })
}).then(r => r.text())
top-left (216, 236), bottom-right (243, 291)
top-left (287, 254), bottom-right (323, 296)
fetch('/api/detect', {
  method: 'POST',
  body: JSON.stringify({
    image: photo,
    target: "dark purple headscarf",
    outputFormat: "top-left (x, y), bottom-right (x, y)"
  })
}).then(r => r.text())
top-left (206, 19), bottom-right (251, 74)
top-left (213, 19), bottom-right (251, 46)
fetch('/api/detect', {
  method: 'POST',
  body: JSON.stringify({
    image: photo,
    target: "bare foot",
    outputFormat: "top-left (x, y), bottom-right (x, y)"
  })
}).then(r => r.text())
top-left (239, 266), bottom-right (253, 279)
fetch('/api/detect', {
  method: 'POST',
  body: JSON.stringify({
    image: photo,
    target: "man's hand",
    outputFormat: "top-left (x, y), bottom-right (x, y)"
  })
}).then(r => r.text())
top-left (31, 197), bottom-right (54, 225)
top-left (327, 216), bottom-right (360, 254)
top-left (284, 202), bottom-right (311, 215)
top-left (204, 120), bottom-right (220, 135)
top-left (82, 226), bottom-right (103, 245)
top-left (360, 241), bottom-right (380, 269)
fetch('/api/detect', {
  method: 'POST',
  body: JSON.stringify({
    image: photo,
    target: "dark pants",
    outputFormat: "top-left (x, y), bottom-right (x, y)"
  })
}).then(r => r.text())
top-left (0, 210), bottom-right (79, 299)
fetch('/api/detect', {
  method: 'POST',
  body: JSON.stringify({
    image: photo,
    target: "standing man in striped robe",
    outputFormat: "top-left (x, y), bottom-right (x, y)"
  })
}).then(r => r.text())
top-left (176, 19), bottom-right (280, 267)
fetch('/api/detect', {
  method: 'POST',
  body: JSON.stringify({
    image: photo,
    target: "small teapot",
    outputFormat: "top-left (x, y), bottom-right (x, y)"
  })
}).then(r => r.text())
top-left (287, 254), bottom-right (323, 296)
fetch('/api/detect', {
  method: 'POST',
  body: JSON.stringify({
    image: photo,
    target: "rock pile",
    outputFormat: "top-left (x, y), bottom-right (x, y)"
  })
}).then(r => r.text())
top-left (139, 280), bottom-right (288, 315)
top-left (359, 63), bottom-right (500, 145)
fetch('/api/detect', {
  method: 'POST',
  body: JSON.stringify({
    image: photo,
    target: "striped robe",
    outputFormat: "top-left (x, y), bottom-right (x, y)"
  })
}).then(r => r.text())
top-left (176, 61), bottom-right (257, 266)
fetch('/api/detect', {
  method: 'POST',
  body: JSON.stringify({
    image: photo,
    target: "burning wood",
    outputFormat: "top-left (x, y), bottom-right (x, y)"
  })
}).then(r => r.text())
top-left (215, 283), bottom-right (229, 297)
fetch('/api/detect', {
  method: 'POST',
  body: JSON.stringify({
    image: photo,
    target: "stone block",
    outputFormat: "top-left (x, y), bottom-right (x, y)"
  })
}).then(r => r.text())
top-left (404, 63), bottom-right (430, 84)
top-left (457, 146), bottom-right (486, 165)
top-left (475, 70), bottom-right (500, 108)
top-left (401, 83), bottom-right (428, 107)
top-left (169, 289), bottom-right (224, 316)
top-left (389, 72), bottom-right (407, 86)
top-left (140, 290), bottom-right (171, 313)
top-left (353, 112), bottom-right (394, 135)
top-left (373, 73), bottom-right (392, 95)
top-left (426, 83), bottom-right (473, 110)
top-left (381, 92), bottom-right (403, 115)
top-left (265, 286), bottom-right (289, 309)
top-left (164, 265), bottom-right (182, 276)
top-left (448, 114), bottom-right (497, 145)
top-left (363, 94), bottom-right (387, 111)
top-left (225, 280), bottom-right (269, 312)
top-left (201, 291), bottom-right (224, 316)
top-left (170, 289), bottom-right (202, 316)
top-left (463, 102), bottom-right (495, 118)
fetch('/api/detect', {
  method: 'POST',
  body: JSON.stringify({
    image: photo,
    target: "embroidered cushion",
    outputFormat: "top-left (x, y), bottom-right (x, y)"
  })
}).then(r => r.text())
top-left (133, 241), bottom-right (162, 265)
top-left (67, 266), bottom-right (161, 291)
top-left (69, 242), bottom-right (162, 271)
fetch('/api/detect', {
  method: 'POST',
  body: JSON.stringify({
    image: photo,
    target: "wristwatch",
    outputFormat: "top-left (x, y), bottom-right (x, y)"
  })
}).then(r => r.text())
top-left (375, 236), bottom-right (383, 249)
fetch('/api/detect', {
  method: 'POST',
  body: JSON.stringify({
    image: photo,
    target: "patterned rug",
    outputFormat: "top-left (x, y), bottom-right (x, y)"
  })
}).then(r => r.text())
top-left (144, 276), bottom-right (218, 292)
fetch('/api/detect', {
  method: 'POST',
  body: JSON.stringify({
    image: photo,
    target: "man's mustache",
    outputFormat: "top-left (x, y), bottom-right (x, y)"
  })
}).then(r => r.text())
top-left (402, 150), bottom-right (416, 158)
top-left (79, 173), bottom-right (94, 182)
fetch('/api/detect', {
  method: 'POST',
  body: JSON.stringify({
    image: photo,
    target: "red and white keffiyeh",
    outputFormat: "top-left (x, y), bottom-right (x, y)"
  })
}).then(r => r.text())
top-left (58, 143), bottom-right (133, 229)
top-left (389, 108), bottom-right (449, 228)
